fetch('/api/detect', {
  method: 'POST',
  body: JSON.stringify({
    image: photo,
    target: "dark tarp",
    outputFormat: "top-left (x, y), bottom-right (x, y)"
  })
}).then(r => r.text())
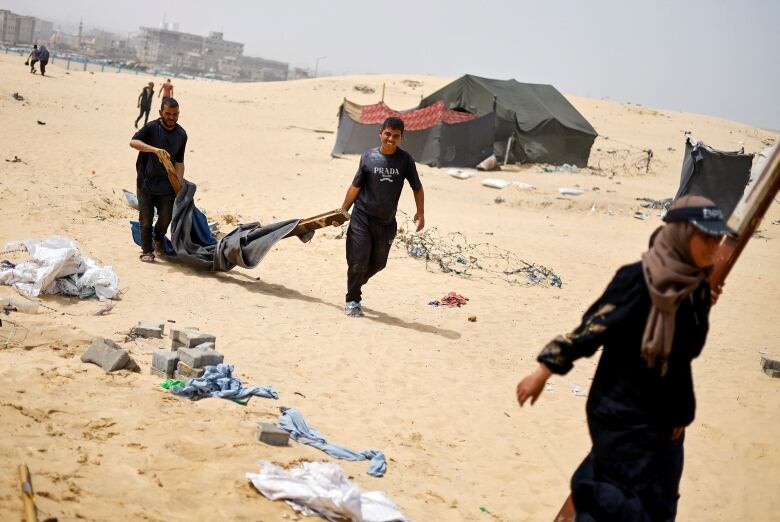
top-left (131, 181), bottom-right (311, 271)
top-left (675, 136), bottom-right (753, 219)
top-left (420, 74), bottom-right (598, 167)
top-left (331, 99), bottom-right (496, 168)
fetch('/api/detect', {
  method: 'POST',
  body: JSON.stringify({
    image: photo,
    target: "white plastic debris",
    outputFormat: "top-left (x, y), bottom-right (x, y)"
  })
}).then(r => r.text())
top-left (0, 236), bottom-right (119, 300)
top-left (513, 181), bottom-right (535, 189)
top-left (570, 383), bottom-right (587, 397)
top-left (558, 187), bottom-right (585, 196)
top-left (122, 188), bottom-right (139, 209)
top-left (481, 178), bottom-right (510, 189)
top-left (448, 169), bottom-right (474, 180)
top-left (247, 461), bottom-right (409, 522)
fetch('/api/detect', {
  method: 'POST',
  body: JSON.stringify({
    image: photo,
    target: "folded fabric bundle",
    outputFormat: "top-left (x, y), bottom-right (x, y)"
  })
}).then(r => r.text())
top-left (171, 364), bottom-right (278, 403)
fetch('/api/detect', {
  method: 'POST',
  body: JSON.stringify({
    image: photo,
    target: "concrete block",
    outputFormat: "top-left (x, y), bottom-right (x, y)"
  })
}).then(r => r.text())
top-left (150, 366), bottom-right (172, 380)
top-left (134, 320), bottom-right (165, 338)
top-left (760, 356), bottom-right (780, 372)
top-left (81, 337), bottom-right (139, 373)
top-left (177, 345), bottom-right (223, 369)
top-left (152, 349), bottom-right (179, 374)
top-left (175, 360), bottom-right (205, 380)
top-left (256, 423), bottom-right (289, 446)
top-left (171, 327), bottom-right (215, 349)
top-left (764, 368), bottom-right (780, 379)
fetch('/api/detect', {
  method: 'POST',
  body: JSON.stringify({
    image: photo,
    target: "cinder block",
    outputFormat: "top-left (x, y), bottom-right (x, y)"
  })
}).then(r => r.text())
top-left (177, 345), bottom-right (223, 369)
top-left (152, 349), bottom-right (179, 374)
top-left (81, 337), bottom-right (138, 373)
top-left (134, 320), bottom-right (165, 338)
top-left (760, 356), bottom-right (780, 372)
top-left (175, 360), bottom-right (205, 380)
top-left (256, 423), bottom-right (289, 446)
top-left (764, 368), bottom-right (780, 379)
top-left (171, 328), bottom-right (215, 349)
top-left (150, 366), bottom-right (172, 379)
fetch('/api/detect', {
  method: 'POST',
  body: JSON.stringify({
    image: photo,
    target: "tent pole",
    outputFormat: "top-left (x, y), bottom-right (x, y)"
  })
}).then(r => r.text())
top-left (504, 136), bottom-right (514, 166)
top-left (381, 83), bottom-right (385, 102)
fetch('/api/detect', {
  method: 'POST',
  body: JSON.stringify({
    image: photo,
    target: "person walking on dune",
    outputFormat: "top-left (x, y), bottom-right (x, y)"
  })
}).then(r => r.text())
top-left (516, 195), bottom-right (730, 521)
top-left (159, 78), bottom-right (174, 100)
top-left (129, 97), bottom-right (187, 263)
top-left (134, 81), bottom-right (155, 128)
top-left (337, 116), bottom-right (425, 317)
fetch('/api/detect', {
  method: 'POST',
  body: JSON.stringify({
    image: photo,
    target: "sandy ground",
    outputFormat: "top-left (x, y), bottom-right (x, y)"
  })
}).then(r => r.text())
top-left (0, 53), bottom-right (778, 521)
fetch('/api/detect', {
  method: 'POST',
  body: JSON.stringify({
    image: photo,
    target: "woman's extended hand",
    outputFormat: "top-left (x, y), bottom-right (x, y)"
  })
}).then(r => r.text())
top-left (516, 363), bottom-right (553, 407)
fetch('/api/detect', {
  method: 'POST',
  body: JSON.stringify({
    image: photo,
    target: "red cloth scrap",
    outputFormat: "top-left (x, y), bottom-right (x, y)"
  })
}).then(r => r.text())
top-left (359, 101), bottom-right (477, 131)
top-left (438, 292), bottom-right (469, 307)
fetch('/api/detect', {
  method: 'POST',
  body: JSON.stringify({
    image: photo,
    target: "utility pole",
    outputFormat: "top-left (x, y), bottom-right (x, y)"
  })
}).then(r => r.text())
top-left (314, 56), bottom-right (326, 78)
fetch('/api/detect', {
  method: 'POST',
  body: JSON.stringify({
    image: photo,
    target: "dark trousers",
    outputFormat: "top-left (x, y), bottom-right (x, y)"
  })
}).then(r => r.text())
top-left (572, 419), bottom-right (685, 522)
top-left (137, 183), bottom-right (175, 254)
top-left (39, 59), bottom-right (47, 75)
top-left (30, 59), bottom-right (38, 73)
top-left (135, 106), bottom-right (151, 127)
top-left (345, 209), bottom-right (396, 303)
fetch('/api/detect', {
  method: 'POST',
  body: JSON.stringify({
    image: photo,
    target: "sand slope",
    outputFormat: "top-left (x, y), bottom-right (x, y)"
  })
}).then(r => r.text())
top-left (0, 54), bottom-right (778, 521)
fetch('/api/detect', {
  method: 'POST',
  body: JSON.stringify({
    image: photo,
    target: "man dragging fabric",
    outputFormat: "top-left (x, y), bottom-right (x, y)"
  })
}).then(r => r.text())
top-left (337, 117), bottom-right (425, 317)
top-left (129, 97), bottom-right (187, 263)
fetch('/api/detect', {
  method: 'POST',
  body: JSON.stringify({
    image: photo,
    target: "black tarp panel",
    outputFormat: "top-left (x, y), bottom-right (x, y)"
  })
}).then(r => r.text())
top-left (675, 136), bottom-right (753, 219)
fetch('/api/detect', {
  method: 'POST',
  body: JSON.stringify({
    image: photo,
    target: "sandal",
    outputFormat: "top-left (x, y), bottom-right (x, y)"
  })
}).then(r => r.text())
top-left (139, 252), bottom-right (155, 263)
top-left (153, 240), bottom-right (165, 257)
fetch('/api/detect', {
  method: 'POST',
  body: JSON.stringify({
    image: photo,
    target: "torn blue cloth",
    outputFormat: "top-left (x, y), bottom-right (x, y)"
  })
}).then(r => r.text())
top-left (171, 364), bottom-right (278, 402)
top-left (278, 407), bottom-right (387, 477)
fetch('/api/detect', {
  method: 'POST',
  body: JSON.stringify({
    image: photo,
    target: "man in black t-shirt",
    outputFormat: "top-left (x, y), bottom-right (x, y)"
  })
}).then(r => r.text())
top-left (129, 97), bottom-right (187, 262)
top-left (337, 117), bottom-right (425, 316)
top-left (134, 81), bottom-right (155, 128)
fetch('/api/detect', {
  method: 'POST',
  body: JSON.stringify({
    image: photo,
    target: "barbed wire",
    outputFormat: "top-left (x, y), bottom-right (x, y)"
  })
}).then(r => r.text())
top-left (590, 147), bottom-right (654, 177)
top-left (394, 211), bottom-right (562, 288)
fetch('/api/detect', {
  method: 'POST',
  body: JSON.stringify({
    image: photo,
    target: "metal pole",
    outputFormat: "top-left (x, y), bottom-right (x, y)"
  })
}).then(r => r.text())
top-left (67, 58), bottom-right (70, 70)
top-left (381, 83), bottom-right (385, 102)
top-left (83, 59), bottom-right (87, 71)
top-left (314, 56), bottom-right (326, 77)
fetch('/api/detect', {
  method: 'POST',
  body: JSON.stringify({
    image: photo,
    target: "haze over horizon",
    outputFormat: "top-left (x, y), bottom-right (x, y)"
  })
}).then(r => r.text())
top-left (5, 0), bottom-right (779, 131)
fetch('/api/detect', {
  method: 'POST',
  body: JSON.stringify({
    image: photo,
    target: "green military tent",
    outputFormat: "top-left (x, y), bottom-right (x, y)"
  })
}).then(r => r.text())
top-left (420, 75), bottom-right (598, 167)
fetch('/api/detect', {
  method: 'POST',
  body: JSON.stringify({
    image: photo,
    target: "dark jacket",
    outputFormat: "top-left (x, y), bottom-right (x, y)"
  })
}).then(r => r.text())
top-left (538, 261), bottom-right (711, 429)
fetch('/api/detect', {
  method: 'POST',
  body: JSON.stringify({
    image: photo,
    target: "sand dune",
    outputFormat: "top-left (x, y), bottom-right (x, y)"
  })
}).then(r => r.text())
top-left (0, 54), bottom-right (778, 521)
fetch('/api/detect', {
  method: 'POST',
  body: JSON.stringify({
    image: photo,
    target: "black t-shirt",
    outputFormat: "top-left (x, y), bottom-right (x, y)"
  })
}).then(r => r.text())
top-left (132, 119), bottom-right (187, 195)
top-left (139, 87), bottom-right (154, 109)
top-left (351, 147), bottom-right (422, 223)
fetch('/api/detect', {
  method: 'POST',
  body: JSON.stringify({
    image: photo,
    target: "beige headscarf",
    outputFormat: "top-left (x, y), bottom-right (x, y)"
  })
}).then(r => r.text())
top-left (640, 195), bottom-right (716, 371)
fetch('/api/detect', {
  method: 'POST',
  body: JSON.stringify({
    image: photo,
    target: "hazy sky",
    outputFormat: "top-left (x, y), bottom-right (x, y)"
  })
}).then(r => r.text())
top-left (6, 0), bottom-right (779, 130)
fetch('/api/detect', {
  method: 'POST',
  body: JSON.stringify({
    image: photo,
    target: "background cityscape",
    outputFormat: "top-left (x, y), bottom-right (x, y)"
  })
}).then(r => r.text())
top-left (0, 7), bottom-right (306, 81)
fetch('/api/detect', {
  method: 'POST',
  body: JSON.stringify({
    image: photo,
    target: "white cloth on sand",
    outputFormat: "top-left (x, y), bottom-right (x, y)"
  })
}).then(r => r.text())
top-left (0, 236), bottom-right (119, 300)
top-left (246, 461), bottom-right (409, 522)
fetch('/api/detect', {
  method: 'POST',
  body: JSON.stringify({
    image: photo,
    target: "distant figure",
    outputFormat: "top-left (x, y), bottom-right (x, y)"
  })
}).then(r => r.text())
top-left (336, 116), bottom-right (425, 317)
top-left (26, 45), bottom-right (39, 74)
top-left (134, 82), bottom-right (155, 128)
top-left (129, 97), bottom-right (187, 263)
top-left (37, 45), bottom-right (49, 76)
top-left (159, 78), bottom-right (174, 99)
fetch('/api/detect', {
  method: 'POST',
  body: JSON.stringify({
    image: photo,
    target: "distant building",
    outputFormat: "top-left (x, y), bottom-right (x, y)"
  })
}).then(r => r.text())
top-left (34, 18), bottom-right (53, 41)
top-left (238, 55), bottom-right (289, 82)
top-left (0, 9), bottom-right (37, 44)
top-left (137, 27), bottom-right (244, 77)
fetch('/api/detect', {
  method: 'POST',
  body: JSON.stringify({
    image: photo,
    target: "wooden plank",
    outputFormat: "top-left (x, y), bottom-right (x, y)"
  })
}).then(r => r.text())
top-left (283, 208), bottom-right (351, 239)
top-left (18, 464), bottom-right (38, 522)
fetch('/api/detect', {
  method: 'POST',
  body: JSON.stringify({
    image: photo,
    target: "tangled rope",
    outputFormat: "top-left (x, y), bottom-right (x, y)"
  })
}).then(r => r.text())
top-left (394, 212), bottom-right (562, 287)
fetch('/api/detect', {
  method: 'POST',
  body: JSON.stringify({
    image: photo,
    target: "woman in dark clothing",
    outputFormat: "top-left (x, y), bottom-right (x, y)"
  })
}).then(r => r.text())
top-left (516, 195), bottom-right (731, 521)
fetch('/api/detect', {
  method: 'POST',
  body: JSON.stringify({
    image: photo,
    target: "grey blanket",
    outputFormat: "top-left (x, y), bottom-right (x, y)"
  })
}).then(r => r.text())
top-left (171, 181), bottom-right (312, 271)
